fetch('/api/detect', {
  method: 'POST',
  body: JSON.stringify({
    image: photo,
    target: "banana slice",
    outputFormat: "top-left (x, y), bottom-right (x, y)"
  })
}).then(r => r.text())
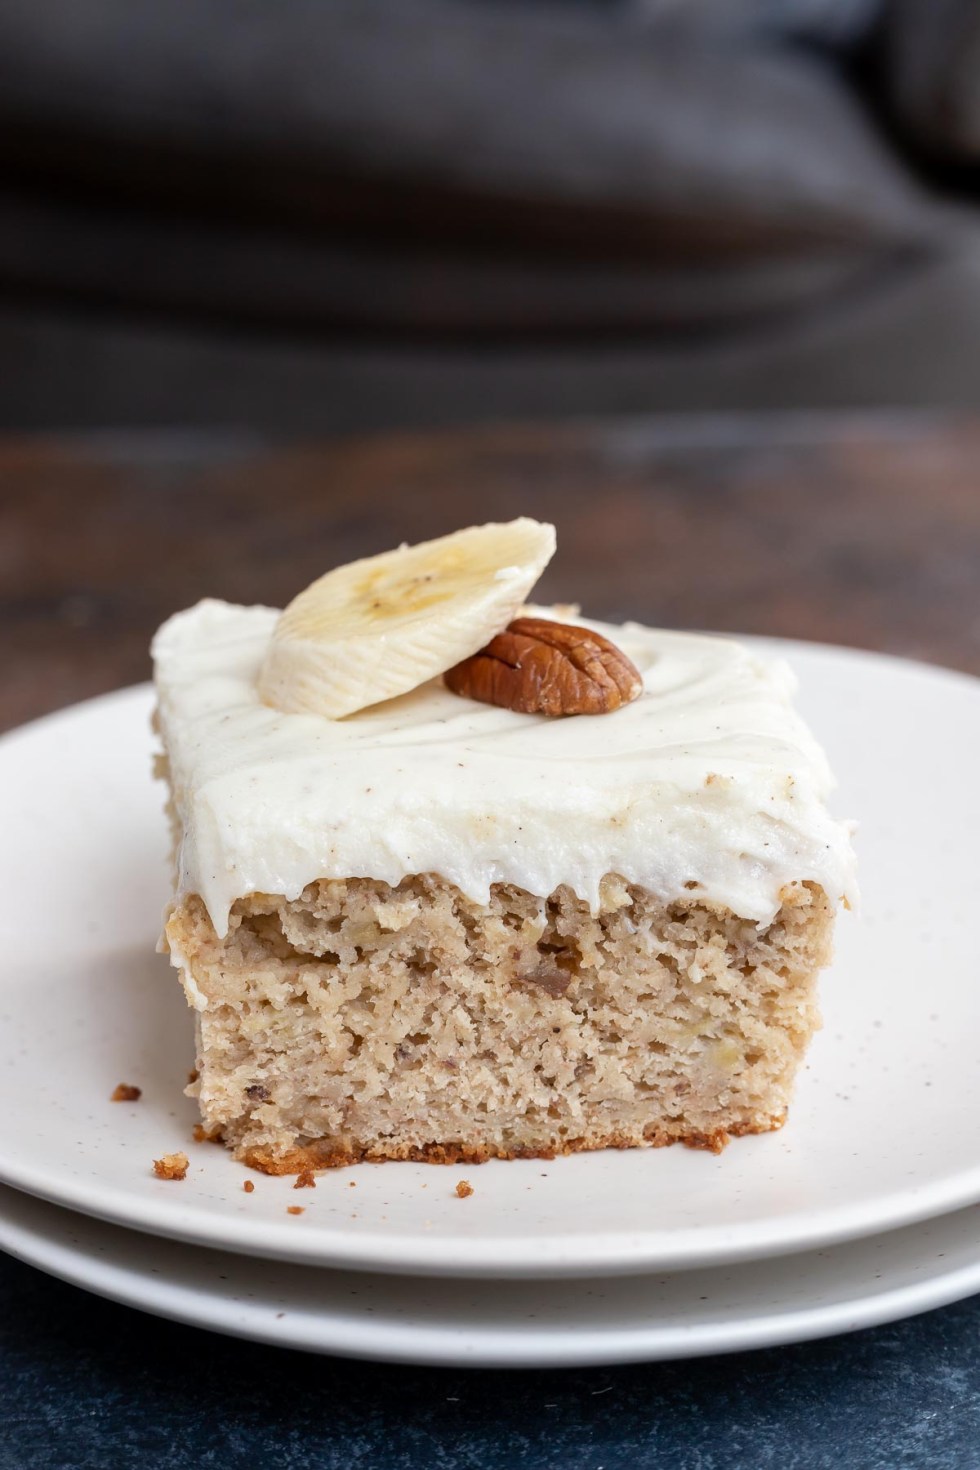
top-left (258, 518), bottom-right (557, 718)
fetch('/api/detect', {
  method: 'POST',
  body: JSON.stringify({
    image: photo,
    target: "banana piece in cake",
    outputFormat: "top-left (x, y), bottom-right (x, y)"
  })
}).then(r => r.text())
top-left (153, 552), bottom-right (856, 1172)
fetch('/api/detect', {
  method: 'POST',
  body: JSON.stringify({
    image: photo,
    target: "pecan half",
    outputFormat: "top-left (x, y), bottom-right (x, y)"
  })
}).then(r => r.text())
top-left (445, 617), bottom-right (642, 717)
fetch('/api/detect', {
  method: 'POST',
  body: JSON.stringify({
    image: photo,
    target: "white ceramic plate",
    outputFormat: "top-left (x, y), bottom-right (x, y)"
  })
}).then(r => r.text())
top-left (2, 1181), bottom-right (979, 1367)
top-left (1, 641), bottom-right (978, 1279)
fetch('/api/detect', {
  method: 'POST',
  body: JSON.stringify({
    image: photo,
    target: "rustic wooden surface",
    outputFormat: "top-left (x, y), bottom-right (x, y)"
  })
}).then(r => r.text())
top-left (2, 412), bottom-right (980, 733)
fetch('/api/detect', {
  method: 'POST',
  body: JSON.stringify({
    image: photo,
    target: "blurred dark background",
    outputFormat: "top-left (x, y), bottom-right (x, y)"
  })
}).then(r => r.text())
top-left (4, 0), bottom-right (980, 435)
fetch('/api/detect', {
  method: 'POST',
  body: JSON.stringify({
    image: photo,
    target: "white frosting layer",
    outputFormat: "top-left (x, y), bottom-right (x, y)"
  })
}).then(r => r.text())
top-left (152, 600), bottom-right (857, 938)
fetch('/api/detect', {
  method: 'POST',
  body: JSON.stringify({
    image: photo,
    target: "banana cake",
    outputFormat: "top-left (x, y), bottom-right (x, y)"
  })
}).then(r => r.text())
top-left (153, 520), bottom-right (856, 1174)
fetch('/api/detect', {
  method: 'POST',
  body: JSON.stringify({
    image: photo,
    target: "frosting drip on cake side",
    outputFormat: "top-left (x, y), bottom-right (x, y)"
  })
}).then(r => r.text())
top-left (152, 600), bottom-right (858, 938)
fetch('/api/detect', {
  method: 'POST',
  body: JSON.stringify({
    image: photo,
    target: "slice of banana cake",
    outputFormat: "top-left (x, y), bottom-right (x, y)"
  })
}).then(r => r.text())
top-left (153, 520), bottom-right (856, 1173)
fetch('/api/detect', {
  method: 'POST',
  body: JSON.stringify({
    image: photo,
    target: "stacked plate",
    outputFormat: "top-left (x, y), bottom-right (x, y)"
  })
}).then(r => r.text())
top-left (1, 639), bottom-right (979, 1368)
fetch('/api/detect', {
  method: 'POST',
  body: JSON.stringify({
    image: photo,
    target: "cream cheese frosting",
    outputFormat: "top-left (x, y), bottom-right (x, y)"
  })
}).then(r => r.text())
top-left (152, 600), bottom-right (857, 939)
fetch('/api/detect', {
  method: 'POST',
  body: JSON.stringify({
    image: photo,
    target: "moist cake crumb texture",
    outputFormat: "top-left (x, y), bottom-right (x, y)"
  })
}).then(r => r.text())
top-left (166, 871), bottom-right (832, 1171)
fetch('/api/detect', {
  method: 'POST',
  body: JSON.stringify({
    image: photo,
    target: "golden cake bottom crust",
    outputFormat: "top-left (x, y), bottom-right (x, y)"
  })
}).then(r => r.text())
top-left (166, 873), bottom-right (834, 1174)
top-left (228, 1115), bottom-right (786, 1175)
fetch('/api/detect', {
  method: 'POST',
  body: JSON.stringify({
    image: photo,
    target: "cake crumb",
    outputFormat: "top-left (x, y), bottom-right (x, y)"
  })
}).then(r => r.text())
top-left (110, 1083), bottom-right (141, 1102)
top-left (192, 1123), bottom-right (222, 1145)
top-left (348, 1180), bottom-right (357, 1187)
top-left (287, 1205), bottom-right (304, 1215)
top-left (153, 1152), bottom-right (189, 1181)
top-left (455, 1179), bottom-right (474, 1199)
top-left (294, 1168), bottom-right (317, 1189)
top-left (243, 1179), bottom-right (255, 1193)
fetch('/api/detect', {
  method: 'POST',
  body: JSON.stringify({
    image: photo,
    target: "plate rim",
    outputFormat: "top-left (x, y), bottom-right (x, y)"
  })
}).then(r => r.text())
top-left (6, 1149), bottom-right (980, 1280)
top-left (2, 1182), bottom-right (980, 1368)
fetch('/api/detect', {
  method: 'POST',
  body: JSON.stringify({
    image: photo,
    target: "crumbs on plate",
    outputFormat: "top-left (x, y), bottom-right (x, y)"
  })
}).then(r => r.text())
top-left (152, 1152), bottom-right (189, 1181)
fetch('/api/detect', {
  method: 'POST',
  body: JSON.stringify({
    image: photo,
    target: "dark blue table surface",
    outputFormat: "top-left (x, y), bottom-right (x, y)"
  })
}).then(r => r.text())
top-left (3, 1252), bottom-right (978, 1470)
